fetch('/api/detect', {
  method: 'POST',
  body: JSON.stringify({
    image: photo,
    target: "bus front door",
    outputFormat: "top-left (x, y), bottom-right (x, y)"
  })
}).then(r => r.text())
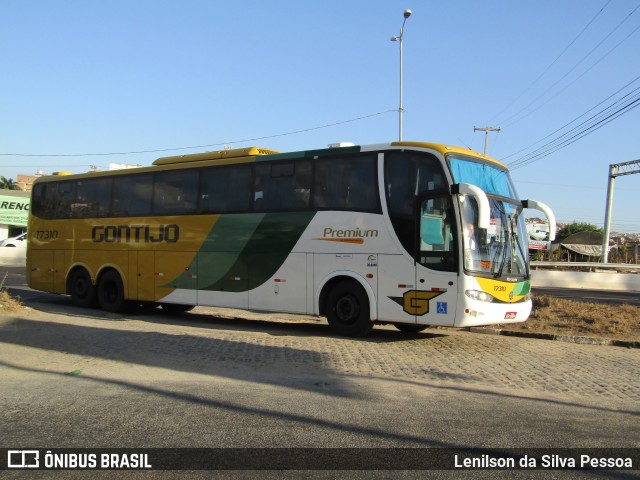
top-left (413, 194), bottom-right (458, 326)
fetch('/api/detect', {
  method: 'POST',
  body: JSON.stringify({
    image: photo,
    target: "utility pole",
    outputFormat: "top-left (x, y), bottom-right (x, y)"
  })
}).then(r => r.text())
top-left (474, 126), bottom-right (501, 155)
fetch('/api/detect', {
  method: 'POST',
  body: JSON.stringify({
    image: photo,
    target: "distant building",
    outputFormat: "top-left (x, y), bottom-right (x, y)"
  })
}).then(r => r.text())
top-left (0, 189), bottom-right (30, 240)
top-left (109, 162), bottom-right (142, 170)
top-left (17, 172), bottom-right (44, 192)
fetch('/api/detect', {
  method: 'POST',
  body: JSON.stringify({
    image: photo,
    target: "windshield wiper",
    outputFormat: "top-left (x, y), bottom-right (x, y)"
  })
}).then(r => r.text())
top-left (512, 211), bottom-right (530, 279)
top-left (493, 204), bottom-right (509, 279)
top-left (494, 231), bottom-right (509, 278)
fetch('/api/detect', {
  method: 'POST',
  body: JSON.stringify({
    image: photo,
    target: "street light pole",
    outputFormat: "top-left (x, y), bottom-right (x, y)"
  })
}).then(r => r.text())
top-left (391, 9), bottom-right (412, 142)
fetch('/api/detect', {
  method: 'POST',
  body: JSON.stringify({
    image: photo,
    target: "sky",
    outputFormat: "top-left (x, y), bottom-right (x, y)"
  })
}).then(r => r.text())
top-left (1, 0), bottom-right (639, 232)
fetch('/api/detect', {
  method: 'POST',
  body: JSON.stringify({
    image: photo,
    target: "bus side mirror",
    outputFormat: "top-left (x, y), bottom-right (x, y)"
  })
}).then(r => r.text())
top-left (522, 199), bottom-right (556, 241)
top-left (452, 183), bottom-right (490, 230)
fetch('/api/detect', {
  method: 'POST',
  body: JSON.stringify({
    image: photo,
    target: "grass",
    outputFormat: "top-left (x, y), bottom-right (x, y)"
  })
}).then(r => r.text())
top-left (0, 290), bottom-right (23, 313)
top-left (497, 296), bottom-right (640, 342)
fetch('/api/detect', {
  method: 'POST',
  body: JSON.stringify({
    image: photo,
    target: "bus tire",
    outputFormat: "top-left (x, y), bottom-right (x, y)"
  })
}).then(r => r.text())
top-left (97, 270), bottom-right (126, 313)
top-left (160, 303), bottom-right (195, 313)
top-left (326, 280), bottom-right (373, 337)
top-left (68, 268), bottom-right (96, 308)
top-left (394, 323), bottom-right (428, 334)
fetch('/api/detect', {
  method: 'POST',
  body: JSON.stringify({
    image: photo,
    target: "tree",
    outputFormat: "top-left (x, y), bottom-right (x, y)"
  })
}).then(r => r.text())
top-left (0, 176), bottom-right (20, 190)
top-left (557, 222), bottom-right (603, 240)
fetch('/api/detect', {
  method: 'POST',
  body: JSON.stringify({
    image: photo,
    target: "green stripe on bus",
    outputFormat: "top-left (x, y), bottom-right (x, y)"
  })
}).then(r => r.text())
top-left (512, 280), bottom-right (531, 296)
top-left (170, 211), bottom-right (315, 292)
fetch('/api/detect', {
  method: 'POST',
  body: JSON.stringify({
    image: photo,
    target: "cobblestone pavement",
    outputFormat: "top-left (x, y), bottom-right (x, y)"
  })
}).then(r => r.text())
top-left (1, 300), bottom-right (638, 404)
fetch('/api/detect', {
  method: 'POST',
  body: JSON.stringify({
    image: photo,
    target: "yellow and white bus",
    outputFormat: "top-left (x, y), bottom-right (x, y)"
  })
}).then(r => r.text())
top-left (27, 141), bottom-right (555, 336)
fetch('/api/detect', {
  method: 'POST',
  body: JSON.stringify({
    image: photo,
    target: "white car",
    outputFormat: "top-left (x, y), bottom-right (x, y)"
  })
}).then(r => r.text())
top-left (0, 232), bottom-right (27, 247)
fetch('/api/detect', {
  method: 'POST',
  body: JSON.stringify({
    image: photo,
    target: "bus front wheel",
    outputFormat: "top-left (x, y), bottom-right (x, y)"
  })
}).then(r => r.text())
top-left (326, 280), bottom-right (373, 337)
top-left (97, 270), bottom-right (126, 313)
top-left (68, 268), bottom-right (96, 308)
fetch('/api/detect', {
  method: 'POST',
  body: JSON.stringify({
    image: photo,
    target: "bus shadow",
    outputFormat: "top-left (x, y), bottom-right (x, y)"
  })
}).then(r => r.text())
top-left (0, 315), bottom-right (371, 399)
top-left (141, 308), bottom-right (450, 343)
top-left (7, 286), bottom-right (451, 343)
top-left (1, 287), bottom-right (458, 399)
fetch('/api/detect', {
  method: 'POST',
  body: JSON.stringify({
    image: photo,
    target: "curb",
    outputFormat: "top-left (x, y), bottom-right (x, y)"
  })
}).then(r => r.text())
top-left (469, 327), bottom-right (640, 349)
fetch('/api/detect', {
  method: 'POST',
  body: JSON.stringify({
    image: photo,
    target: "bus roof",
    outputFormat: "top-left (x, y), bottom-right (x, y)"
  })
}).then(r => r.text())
top-left (32, 141), bottom-right (507, 184)
top-left (390, 141), bottom-right (507, 169)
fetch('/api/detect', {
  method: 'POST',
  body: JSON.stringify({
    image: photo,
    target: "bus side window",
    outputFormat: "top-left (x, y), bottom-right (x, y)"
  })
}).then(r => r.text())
top-left (152, 170), bottom-right (199, 215)
top-left (112, 174), bottom-right (153, 217)
top-left (313, 155), bottom-right (377, 211)
top-left (73, 178), bottom-right (113, 218)
top-left (346, 158), bottom-right (377, 209)
top-left (52, 181), bottom-right (75, 219)
top-left (253, 160), bottom-right (311, 211)
top-left (31, 183), bottom-right (49, 218)
top-left (200, 165), bottom-right (251, 213)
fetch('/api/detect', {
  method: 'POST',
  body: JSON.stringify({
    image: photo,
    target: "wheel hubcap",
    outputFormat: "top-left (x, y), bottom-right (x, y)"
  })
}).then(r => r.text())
top-left (336, 295), bottom-right (359, 324)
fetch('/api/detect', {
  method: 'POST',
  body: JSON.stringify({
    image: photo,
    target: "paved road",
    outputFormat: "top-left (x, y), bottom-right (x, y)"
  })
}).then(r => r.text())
top-left (1, 270), bottom-right (639, 478)
top-left (533, 287), bottom-right (640, 306)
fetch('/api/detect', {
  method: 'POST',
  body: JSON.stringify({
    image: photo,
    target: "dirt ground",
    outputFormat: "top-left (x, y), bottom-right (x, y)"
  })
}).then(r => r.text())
top-left (492, 295), bottom-right (640, 343)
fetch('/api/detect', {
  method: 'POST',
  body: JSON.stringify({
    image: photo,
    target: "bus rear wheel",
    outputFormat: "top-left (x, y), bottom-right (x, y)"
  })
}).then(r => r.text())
top-left (326, 280), bottom-right (373, 337)
top-left (97, 270), bottom-right (126, 313)
top-left (69, 268), bottom-right (96, 308)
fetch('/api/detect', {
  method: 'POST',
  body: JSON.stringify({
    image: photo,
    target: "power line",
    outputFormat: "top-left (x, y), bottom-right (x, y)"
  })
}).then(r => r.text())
top-left (510, 94), bottom-right (640, 169)
top-left (513, 179), bottom-right (637, 192)
top-left (487, 0), bottom-right (611, 125)
top-left (504, 78), bottom-right (640, 169)
top-left (503, 17), bottom-right (640, 128)
top-left (501, 72), bottom-right (640, 162)
top-left (0, 109), bottom-right (396, 158)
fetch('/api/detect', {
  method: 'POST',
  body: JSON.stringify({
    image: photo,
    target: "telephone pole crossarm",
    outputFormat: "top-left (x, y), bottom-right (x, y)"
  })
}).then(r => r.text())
top-left (473, 126), bottom-right (501, 155)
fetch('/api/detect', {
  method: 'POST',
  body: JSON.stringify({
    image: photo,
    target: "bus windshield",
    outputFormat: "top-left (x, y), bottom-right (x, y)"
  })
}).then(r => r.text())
top-left (448, 155), bottom-right (528, 280)
top-left (460, 196), bottom-right (529, 279)
top-left (448, 155), bottom-right (517, 198)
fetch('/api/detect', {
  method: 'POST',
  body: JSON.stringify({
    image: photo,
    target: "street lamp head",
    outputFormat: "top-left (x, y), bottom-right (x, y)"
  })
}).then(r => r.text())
top-left (390, 36), bottom-right (398, 42)
top-left (404, 9), bottom-right (412, 19)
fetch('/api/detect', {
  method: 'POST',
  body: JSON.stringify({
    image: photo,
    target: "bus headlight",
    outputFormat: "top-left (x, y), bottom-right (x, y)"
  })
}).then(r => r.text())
top-left (465, 290), bottom-right (495, 303)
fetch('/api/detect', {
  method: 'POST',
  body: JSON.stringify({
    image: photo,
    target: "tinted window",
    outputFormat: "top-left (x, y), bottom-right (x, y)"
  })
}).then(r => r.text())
top-left (112, 174), bottom-right (153, 217)
top-left (31, 181), bottom-right (79, 219)
top-left (385, 152), bottom-right (447, 256)
top-left (152, 170), bottom-right (199, 215)
top-left (200, 165), bottom-right (251, 213)
top-left (313, 155), bottom-right (377, 210)
top-left (254, 160), bottom-right (311, 211)
top-left (73, 177), bottom-right (113, 218)
top-left (49, 181), bottom-right (76, 219)
top-left (31, 183), bottom-right (48, 218)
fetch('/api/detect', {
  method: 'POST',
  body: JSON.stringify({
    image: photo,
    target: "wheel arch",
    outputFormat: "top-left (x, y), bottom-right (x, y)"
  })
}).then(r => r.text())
top-left (316, 271), bottom-right (377, 320)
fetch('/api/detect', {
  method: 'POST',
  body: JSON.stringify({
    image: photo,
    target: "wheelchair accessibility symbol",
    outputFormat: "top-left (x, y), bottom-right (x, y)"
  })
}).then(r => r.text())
top-left (436, 302), bottom-right (448, 314)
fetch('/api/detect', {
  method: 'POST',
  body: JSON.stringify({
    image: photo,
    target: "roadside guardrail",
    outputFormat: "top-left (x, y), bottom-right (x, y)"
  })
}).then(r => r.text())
top-left (531, 262), bottom-right (640, 291)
